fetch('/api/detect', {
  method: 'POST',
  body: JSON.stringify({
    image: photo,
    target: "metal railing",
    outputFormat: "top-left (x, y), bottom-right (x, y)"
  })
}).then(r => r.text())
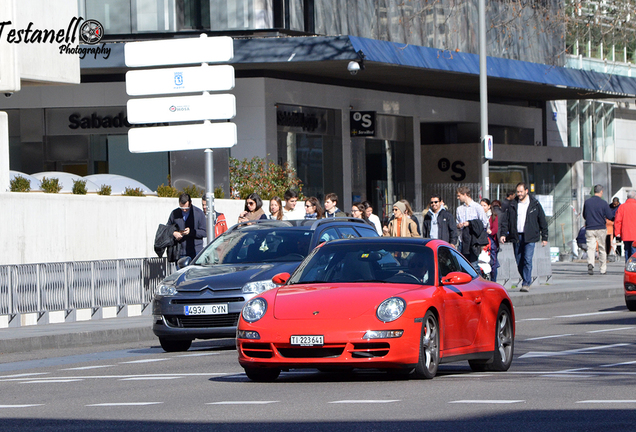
top-left (0, 258), bottom-right (169, 318)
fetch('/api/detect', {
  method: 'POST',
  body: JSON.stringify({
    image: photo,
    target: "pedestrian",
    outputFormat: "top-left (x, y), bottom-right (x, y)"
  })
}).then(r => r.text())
top-left (481, 198), bottom-right (500, 282)
top-left (362, 200), bottom-right (383, 235)
top-left (383, 201), bottom-right (420, 237)
top-left (351, 202), bottom-right (375, 228)
top-left (324, 193), bottom-right (346, 217)
top-left (499, 182), bottom-right (549, 292)
top-left (583, 185), bottom-right (614, 275)
top-left (304, 196), bottom-right (323, 219)
top-left (201, 197), bottom-right (227, 239)
top-left (608, 197), bottom-right (621, 257)
top-left (268, 196), bottom-right (284, 220)
top-left (455, 186), bottom-right (489, 267)
top-left (614, 190), bottom-right (636, 262)
top-left (422, 193), bottom-right (458, 246)
top-left (167, 193), bottom-right (207, 261)
top-left (386, 199), bottom-right (421, 235)
top-left (283, 189), bottom-right (299, 219)
top-left (501, 190), bottom-right (516, 213)
top-left (238, 192), bottom-right (267, 223)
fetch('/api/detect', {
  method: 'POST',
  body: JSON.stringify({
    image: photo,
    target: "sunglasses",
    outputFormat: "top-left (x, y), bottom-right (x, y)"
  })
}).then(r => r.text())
top-left (305, 204), bottom-right (314, 207)
top-left (392, 208), bottom-right (399, 212)
top-left (430, 200), bottom-right (439, 204)
top-left (247, 201), bottom-right (256, 206)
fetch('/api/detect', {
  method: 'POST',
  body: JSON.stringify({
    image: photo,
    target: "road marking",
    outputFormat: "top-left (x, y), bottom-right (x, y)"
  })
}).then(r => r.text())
top-left (329, 400), bottom-right (401, 404)
top-left (517, 318), bottom-right (552, 322)
top-left (61, 365), bottom-right (115, 371)
top-left (0, 404), bottom-right (44, 408)
top-left (207, 401), bottom-right (280, 405)
top-left (449, 400), bottom-right (525, 404)
top-left (576, 400), bottom-right (636, 404)
top-left (600, 360), bottom-right (636, 368)
top-left (441, 374), bottom-right (490, 378)
top-left (524, 333), bottom-right (573, 341)
top-left (587, 326), bottom-right (635, 334)
top-left (22, 379), bottom-right (83, 383)
top-left (86, 402), bottom-right (163, 407)
top-left (119, 377), bottom-right (182, 381)
top-left (174, 352), bottom-right (220, 357)
top-left (555, 311), bottom-right (620, 318)
top-left (519, 343), bottom-right (629, 359)
top-left (541, 374), bottom-right (595, 378)
top-left (119, 358), bottom-right (170, 364)
top-left (0, 373), bottom-right (48, 378)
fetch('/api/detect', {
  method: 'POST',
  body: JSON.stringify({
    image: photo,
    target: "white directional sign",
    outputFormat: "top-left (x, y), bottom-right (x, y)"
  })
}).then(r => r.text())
top-left (127, 94), bottom-right (236, 124)
top-left (124, 35), bottom-right (234, 67)
top-left (128, 122), bottom-right (237, 153)
top-left (126, 65), bottom-right (235, 96)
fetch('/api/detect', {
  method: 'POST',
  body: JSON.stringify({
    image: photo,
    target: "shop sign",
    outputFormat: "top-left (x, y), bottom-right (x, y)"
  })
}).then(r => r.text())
top-left (350, 111), bottom-right (375, 137)
top-left (276, 105), bottom-right (330, 134)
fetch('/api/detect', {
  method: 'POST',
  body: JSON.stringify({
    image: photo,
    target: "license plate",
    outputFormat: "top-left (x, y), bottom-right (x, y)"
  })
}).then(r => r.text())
top-left (184, 304), bottom-right (229, 316)
top-left (290, 335), bottom-right (324, 346)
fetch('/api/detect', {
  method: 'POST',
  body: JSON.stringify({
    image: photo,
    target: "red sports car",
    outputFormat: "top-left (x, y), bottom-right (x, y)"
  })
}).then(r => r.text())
top-left (624, 252), bottom-right (636, 311)
top-left (236, 238), bottom-right (515, 381)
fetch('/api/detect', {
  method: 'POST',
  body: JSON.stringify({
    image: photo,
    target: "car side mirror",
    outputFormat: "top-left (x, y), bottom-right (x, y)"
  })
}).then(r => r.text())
top-left (272, 272), bottom-right (291, 285)
top-left (441, 271), bottom-right (472, 285)
top-left (177, 256), bottom-right (191, 268)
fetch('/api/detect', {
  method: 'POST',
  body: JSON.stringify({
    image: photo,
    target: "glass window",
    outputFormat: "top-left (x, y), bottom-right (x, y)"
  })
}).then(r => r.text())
top-left (318, 227), bottom-right (339, 243)
top-left (337, 227), bottom-right (359, 239)
top-left (354, 226), bottom-right (379, 238)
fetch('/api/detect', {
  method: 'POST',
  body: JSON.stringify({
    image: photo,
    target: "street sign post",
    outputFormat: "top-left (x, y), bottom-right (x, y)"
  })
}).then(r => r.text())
top-left (128, 122), bottom-right (237, 153)
top-left (124, 35), bottom-right (233, 67)
top-left (126, 94), bottom-right (236, 124)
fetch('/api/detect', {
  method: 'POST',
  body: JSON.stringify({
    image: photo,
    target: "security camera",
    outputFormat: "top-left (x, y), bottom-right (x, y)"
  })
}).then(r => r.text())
top-left (347, 61), bottom-right (361, 76)
top-left (4, 92), bottom-right (13, 98)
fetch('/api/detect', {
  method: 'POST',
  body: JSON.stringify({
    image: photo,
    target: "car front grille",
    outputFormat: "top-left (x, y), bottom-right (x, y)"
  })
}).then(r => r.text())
top-left (242, 343), bottom-right (274, 359)
top-left (164, 313), bottom-right (240, 328)
top-left (350, 342), bottom-right (390, 358)
top-left (170, 297), bottom-right (245, 304)
top-left (276, 344), bottom-right (346, 358)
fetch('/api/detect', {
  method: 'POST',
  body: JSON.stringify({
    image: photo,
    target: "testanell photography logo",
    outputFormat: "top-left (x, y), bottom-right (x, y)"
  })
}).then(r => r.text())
top-left (0, 17), bottom-right (110, 59)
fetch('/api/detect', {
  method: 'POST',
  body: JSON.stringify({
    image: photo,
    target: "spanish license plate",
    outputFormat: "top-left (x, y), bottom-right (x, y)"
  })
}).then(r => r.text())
top-left (184, 304), bottom-right (228, 316)
top-left (290, 335), bottom-right (324, 346)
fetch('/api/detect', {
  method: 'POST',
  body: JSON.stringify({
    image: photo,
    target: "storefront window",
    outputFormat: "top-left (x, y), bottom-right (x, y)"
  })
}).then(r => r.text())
top-left (567, 100), bottom-right (615, 162)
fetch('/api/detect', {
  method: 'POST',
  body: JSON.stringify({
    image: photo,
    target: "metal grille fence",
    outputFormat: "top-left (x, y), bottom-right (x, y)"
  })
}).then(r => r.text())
top-left (0, 257), bottom-right (168, 317)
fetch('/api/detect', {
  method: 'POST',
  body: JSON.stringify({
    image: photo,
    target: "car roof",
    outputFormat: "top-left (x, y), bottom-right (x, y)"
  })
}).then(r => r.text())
top-left (318, 237), bottom-right (435, 247)
top-left (227, 217), bottom-right (375, 233)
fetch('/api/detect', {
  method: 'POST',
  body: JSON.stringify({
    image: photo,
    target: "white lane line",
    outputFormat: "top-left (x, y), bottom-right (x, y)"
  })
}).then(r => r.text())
top-left (524, 333), bottom-right (573, 341)
top-left (517, 318), bottom-right (552, 322)
top-left (86, 402), bottom-right (163, 407)
top-left (449, 400), bottom-right (525, 404)
top-left (119, 359), bottom-right (170, 364)
top-left (21, 379), bottom-right (83, 383)
top-left (555, 311), bottom-right (620, 318)
top-left (61, 365), bottom-right (115, 371)
top-left (600, 360), bottom-right (636, 368)
top-left (174, 353), bottom-right (220, 357)
top-left (0, 373), bottom-right (48, 378)
top-left (119, 377), bottom-right (182, 381)
top-left (441, 374), bottom-right (490, 378)
top-left (0, 404), bottom-right (45, 408)
top-left (10, 373), bottom-right (226, 382)
top-left (577, 400), bottom-right (636, 404)
top-left (519, 343), bottom-right (629, 359)
top-left (329, 400), bottom-right (401, 404)
top-left (207, 401), bottom-right (280, 405)
top-left (587, 326), bottom-right (635, 334)
top-left (541, 374), bottom-right (595, 378)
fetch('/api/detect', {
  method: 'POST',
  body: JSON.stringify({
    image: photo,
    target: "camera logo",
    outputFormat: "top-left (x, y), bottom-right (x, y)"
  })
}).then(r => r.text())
top-left (80, 20), bottom-right (104, 45)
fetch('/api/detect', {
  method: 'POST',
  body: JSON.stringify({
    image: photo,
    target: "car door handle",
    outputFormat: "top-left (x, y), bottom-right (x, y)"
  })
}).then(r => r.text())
top-left (474, 296), bottom-right (482, 304)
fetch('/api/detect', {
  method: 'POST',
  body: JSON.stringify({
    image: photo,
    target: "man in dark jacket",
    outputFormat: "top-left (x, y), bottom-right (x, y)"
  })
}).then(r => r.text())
top-left (167, 193), bottom-right (207, 260)
top-left (499, 182), bottom-right (549, 292)
top-left (583, 184), bottom-right (614, 275)
top-left (423, 194), bottom-right (458, 246)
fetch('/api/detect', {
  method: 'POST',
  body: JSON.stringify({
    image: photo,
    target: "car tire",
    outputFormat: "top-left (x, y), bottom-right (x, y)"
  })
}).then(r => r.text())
top-left (414, 310), bottom-right (440, 379)
top-left (486, 303), bottom-right (515, 371)
top-left (626, 297), bottom-right (636, 311)
top-left (159, 338), bottom-right (192, 352)
top-left (244, 367), bottom-right (281, 382)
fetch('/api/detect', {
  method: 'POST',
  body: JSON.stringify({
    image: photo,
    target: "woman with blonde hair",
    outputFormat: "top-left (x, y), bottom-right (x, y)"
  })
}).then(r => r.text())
top-left (269, 196), bottom-right (284, 220)
top-left (383, 201), bottom-right (420, 237)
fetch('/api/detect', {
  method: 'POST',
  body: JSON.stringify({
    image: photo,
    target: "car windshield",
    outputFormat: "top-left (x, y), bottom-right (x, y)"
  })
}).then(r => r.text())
top-left (194, 228), bottom-right (313, 265)
top-left (289, 242), bottom-right (435, 285)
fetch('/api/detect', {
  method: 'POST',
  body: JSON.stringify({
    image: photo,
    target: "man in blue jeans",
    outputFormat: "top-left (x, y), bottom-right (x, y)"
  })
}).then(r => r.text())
top-left (499, 182), bottom-right (549, 292)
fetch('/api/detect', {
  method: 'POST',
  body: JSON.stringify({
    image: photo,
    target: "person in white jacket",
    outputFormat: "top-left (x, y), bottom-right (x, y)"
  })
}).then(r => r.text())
top-left (362, 200), bottom-right (383, 235)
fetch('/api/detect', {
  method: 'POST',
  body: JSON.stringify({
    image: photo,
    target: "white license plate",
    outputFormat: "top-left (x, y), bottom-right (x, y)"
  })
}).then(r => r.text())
top-left (290, 335), bottom-right (324, 346)
top-left (184, 304), bottom-right (229, 316)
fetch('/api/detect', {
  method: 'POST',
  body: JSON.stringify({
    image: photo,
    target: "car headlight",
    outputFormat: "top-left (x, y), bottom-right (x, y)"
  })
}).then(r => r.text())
top-left (241, 280), bottom-right (277, 294)
top-left (156, 284), bottom-right (177, 296)
top-left (242, 298), bottom-right (268, 323)
top-left (626, 256), bottom-right (636, 273)
top-left (376, 297), bottom-right (406, 323)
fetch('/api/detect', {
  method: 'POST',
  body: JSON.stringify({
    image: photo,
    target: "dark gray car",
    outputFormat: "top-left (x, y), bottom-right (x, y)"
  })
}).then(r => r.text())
top-left (152, 218), bottom-right (379, 351)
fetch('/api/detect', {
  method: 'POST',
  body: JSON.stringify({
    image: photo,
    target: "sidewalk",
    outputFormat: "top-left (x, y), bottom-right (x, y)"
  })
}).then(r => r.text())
top-left (0, 260), bottom-right (626, 355)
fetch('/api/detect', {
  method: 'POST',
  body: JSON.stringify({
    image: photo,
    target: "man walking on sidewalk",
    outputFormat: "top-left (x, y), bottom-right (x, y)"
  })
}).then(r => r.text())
top-left (583, 185), bottom-right (614, 275)
top-left (499, 182), bottom-right (549, 292)
top-left (615, 190), bottom-right (636, 262)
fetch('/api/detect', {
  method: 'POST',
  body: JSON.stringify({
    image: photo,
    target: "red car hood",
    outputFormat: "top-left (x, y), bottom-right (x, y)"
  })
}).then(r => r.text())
top-left (273, 283), bottom-right (409, 320)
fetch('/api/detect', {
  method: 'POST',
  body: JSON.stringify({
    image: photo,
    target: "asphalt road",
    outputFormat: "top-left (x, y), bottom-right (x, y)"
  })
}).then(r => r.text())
top-left (0, 297), bottom-right (634, 432)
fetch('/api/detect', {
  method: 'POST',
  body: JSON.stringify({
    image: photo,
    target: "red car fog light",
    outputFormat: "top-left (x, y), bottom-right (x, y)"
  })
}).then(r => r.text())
top-left (237, 330), bottom-right (260, 340)
top-left (363, 330), bottom-right (404, 339)
top-left (625, 283), bottom-right (636, 292)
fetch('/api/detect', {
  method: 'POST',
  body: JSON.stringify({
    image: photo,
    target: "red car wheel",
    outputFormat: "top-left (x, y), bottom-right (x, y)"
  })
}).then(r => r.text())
top-left (414, 310), bottom-right (440, 379)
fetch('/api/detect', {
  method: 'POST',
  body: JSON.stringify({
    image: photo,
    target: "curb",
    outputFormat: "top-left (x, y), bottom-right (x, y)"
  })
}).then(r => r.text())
top-left (508, 287), bottom-right (624, 307)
